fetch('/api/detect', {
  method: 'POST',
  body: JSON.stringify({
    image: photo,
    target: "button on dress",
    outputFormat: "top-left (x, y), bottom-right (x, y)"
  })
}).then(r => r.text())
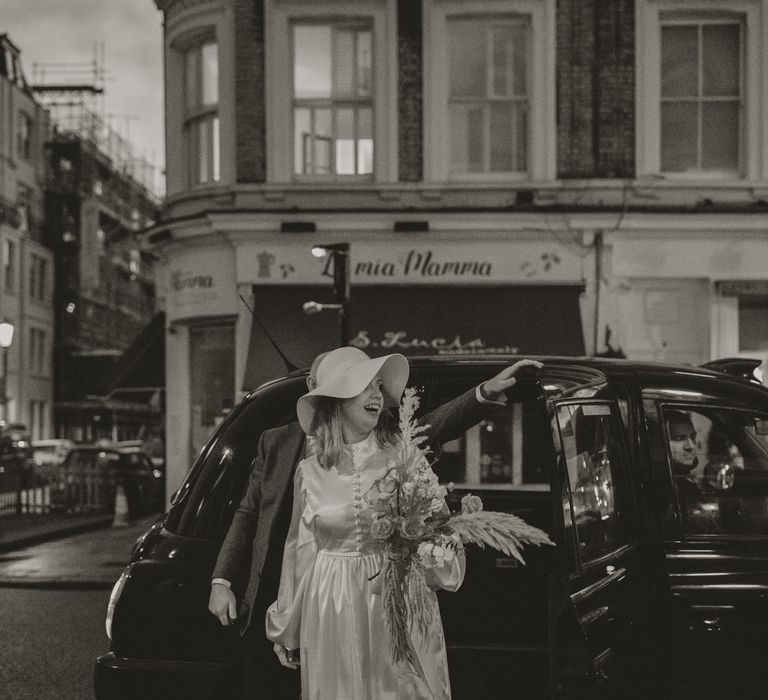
top-left (266, 433), bottom-right (465, 700)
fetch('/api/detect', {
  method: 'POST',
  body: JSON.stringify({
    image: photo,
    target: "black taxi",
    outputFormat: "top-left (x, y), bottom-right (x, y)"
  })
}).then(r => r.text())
top-left (94, 356), bottom-right (768, 699)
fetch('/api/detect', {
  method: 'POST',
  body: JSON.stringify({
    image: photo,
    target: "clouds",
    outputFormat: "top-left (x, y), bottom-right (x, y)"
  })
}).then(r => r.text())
top-left (5, 0), bottom-right (165, 170)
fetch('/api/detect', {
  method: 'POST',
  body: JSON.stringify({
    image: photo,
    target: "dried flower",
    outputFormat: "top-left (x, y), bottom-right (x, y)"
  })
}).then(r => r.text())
top-left (461, 494), bottom-right (483, 514)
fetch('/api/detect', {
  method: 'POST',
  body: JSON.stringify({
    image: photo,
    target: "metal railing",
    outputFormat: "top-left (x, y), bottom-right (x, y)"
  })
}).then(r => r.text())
top-left (0, 455), bottom-right (113, 516)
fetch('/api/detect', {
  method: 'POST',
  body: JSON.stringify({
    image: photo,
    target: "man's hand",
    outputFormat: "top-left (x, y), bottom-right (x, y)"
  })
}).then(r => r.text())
top-left (208, 582), bottom-right (238, 626)
top-left (273, 643), bottom-right (299, 669)
top-left (481, 359), bottom-right (544, 400)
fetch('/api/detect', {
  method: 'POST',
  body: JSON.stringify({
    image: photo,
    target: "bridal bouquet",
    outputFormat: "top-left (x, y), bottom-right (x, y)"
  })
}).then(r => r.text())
top-left (364, 388), bottom-right (554, 667)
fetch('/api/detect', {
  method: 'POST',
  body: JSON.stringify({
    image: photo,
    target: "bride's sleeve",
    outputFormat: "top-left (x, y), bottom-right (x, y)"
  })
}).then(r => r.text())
top-left (265, 463), bottom-right (315, 649)
top-left (424, 542), bottom-right (466, 593)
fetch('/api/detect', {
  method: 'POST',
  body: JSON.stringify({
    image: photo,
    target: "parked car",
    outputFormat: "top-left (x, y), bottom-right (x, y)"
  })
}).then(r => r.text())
top-left (52, 443), bottom-right (164, 515)
top-left (32, 438), bottom-right (76, 480)
top-left (94, 356), bottom-right (768, 699)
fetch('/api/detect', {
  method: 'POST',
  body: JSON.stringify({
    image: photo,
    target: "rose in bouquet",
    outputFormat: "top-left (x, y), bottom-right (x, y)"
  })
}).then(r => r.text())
top-left (363, 387), bottom-right (554, 668)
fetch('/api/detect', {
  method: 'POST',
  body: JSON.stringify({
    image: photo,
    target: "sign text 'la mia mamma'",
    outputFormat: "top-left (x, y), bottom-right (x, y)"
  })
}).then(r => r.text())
top-left (323, 249), bottom-right (493, 279)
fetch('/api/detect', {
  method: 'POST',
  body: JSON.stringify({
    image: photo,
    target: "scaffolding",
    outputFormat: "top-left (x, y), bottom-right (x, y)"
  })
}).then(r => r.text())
top-left (31, 43), bottom-right (162, 197)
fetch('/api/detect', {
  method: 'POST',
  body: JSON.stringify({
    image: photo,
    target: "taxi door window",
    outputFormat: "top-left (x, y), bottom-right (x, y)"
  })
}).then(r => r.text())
top-left (556, 402), bottom-right (636, 564)
top-left (660, 405), bottom-right (768, 537)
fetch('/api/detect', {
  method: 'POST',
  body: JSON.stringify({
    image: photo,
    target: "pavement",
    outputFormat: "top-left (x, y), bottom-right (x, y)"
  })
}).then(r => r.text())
top-left (0, 512), bottom-right (162, 590)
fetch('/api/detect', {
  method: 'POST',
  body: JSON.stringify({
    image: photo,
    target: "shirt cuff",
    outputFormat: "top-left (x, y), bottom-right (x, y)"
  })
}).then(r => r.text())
top-left (476, 384), bottom-right (507, 406)
top-left (212, 578), bottom-right (232, 588)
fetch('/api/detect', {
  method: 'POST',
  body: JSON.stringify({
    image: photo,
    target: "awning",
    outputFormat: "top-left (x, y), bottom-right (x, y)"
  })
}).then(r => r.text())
top-left (104, 311), bottom-right (165, 399)
top-left (242, 285), bottom-right (585, 391)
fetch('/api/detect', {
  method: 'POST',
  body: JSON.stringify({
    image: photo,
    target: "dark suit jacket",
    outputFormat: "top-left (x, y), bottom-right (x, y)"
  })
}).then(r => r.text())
top-left (212, 386), bottom-right (500, 632)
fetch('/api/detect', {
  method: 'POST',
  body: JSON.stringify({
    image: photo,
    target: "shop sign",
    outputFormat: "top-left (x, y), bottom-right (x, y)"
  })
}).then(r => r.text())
top-left (237, 241), bottom-right (581, 285)
top-left (717, 280), bottom-right (768, 296)
top-left (348, 330), bottom-right (519, 355)
top-left (164, 248), bottom-right (237, 321)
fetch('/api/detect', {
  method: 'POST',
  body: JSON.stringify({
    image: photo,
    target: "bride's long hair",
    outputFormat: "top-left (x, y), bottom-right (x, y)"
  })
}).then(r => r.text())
top-left (310, 397), bottom-right (398, 469)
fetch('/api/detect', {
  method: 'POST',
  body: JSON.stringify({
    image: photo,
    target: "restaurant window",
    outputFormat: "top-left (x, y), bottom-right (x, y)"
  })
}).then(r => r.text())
top-left (659, 405), bottom-right (768, 537)
top-left (447, 16), bottom-right (529, 175)
top-left (660, 14), bottom-right (743, 174)
top-left (292, 21), bottom-right (374, 177)
top-left (555, 402), bottom-right (635, 563)
top-left (3, 239), bottom-right (16, 293)
top-left (189, 322), bottom-right (235, 463)
top-left (16, 111), bottom-right (32, 161)
top-left (184, 39), bottom-right (219, 185)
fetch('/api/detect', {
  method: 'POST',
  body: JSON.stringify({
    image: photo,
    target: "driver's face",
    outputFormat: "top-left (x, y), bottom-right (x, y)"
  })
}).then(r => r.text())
top-left (668, 418), bottom-right (698, 470)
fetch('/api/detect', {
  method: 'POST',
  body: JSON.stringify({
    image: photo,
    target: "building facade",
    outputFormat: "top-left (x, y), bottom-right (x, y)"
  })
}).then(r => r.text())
top-left (151, 0), bottom-right (768, 496)
top-left (0, 35), bottom-right (55, 440)
top-left (45, 131), bottom-right (160, 443)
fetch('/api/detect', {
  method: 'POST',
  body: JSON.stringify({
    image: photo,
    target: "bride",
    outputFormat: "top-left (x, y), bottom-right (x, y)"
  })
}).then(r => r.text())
top-left (266, 346), bottom-right (462, 699)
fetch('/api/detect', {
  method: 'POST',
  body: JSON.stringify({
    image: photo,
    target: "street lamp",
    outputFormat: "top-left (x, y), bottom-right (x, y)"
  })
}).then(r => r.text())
top-left (304, 243), bottom-right (350, 345)
top-left (0, 322), bottom-right (14, 426)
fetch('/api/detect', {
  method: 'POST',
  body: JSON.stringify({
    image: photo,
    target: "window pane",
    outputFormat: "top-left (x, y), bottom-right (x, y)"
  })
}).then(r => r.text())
top-left (449, 104), bottom-right (484, 173)
top-left (490, 102), bottom-right (514, 171)
top-left (661, 102), bottom-right (698, 171)
top-left (357, 108), bottom-right (373, 174)
top-left (201, 42), bottom-right (219, 105)
top-left (295, 108), bottom-right (311, 175)
top-left (702, 102), bottom-right (738, 170)
top-left (333, 29), bottom-right (355, 98)
top-left (661, 25), bottom-right (698, 97)
top-left (515, 103), bottom-right (528, 171)
top-left (314, 108), bottom-right (332, 174)
top-left (703, 24), bottom-right (740, 97)
top-left (184, 48), bottom-right (199, 112)
top-left (335, 108), bottom-right (355, 175)
top-left (449, 20), bottom-right (486, 97)
top-left (356, 30), bottom-right (372, 96)
top-left (198, 118), bottom-right (209, 183)
top-left (491, 27), bottom-right (513, 97)
top-left (294, 25), bottom-right (332, 99)
top-left (212, 116), bottom-right (220, 182)
top-left (512, 23), bottom-right (528, 96)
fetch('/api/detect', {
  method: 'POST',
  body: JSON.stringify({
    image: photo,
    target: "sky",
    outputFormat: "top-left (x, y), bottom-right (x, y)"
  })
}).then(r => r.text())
top-left (4, 0), bottom-right (165, 176)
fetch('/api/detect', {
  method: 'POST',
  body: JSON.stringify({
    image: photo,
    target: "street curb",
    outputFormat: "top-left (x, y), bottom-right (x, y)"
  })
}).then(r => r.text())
top-left (0, 515), bottom-right (114, 554)
top-left (0, 576), bottom-right (115, 590)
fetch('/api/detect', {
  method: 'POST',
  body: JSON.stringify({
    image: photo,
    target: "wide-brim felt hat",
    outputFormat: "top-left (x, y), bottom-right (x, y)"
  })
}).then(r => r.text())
top-left (297, 347), bottom-right (409, 435)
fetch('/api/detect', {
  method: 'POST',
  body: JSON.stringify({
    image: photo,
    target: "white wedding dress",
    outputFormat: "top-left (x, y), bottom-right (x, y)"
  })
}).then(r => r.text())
top-left (266, 432), bottom-right (465, 700)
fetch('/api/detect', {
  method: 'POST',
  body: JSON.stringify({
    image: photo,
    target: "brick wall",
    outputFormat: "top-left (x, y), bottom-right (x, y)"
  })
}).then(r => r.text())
top-left (557, 0), bottom-right (635, 179)
top-left (398, 0), bottom-right (423, 182)
top-left (235, 0), bottom-right (266, 182)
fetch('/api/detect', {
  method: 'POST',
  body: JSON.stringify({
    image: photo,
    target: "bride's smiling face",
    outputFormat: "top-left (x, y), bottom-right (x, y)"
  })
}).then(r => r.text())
top-left (339, 375), bottom-right (384, 443)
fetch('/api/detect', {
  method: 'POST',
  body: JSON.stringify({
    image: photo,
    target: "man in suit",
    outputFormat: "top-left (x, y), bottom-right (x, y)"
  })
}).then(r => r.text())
top-left (209, 352), bottom-right (542, 698)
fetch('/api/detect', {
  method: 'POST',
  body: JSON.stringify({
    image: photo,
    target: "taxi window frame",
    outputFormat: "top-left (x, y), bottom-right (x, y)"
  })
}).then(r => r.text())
top-left (552, 397), bottom-right (642, 572)
top-left (652, 399), bottom-right (768, 542)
